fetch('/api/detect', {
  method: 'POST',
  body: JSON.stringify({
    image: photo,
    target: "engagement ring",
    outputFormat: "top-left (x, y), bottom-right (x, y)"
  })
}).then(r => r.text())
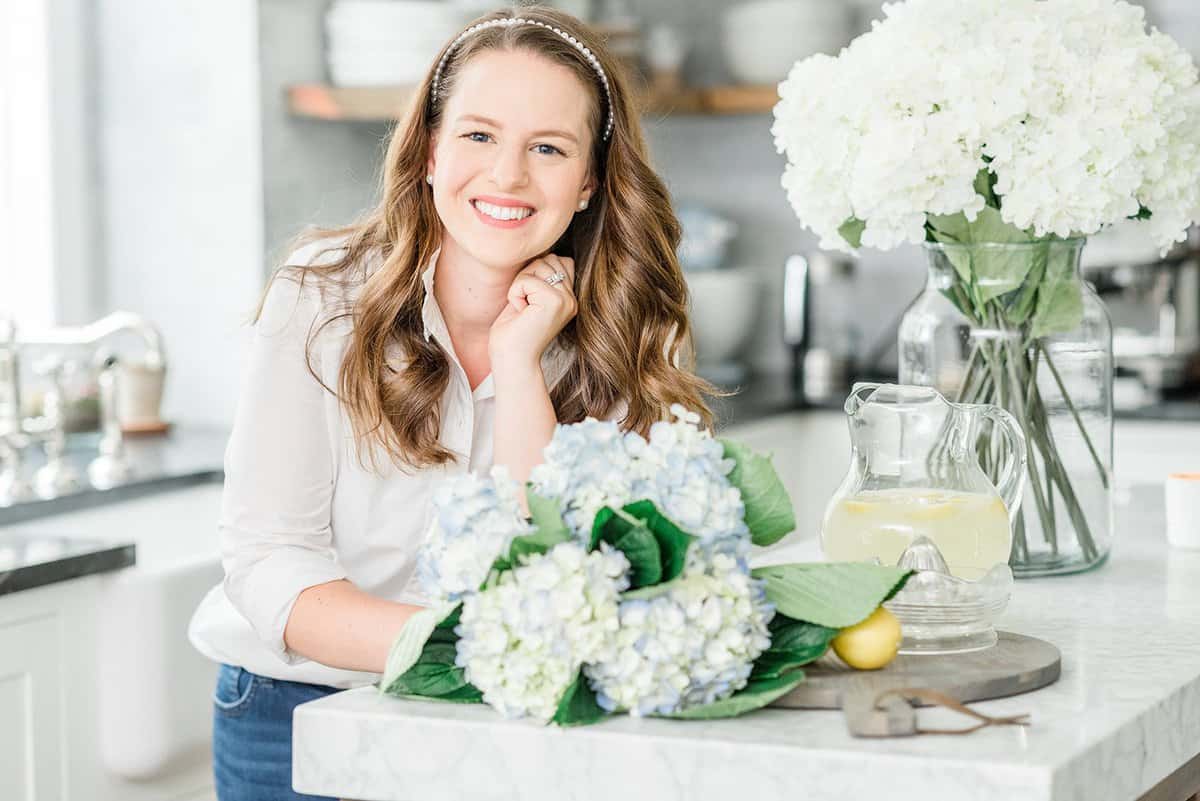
top-left (545, 272), bottom-right (567, 286)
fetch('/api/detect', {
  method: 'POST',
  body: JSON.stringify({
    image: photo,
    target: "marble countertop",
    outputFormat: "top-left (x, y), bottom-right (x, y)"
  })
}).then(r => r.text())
top-left (0, 533), bottom-right (135, 595)
top-left (294, 478), bottom-right (1200, 800)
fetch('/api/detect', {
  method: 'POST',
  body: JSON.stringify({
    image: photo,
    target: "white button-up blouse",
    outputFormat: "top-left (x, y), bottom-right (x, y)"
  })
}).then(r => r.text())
top-left (188, 241), bottom-right (579, 689)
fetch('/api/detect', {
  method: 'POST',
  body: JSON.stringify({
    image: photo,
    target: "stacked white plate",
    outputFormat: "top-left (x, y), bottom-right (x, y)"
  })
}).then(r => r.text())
top-left (722, 0), bottom-right (853, 85)
top-left (325, 1), bottom-right (465, 87)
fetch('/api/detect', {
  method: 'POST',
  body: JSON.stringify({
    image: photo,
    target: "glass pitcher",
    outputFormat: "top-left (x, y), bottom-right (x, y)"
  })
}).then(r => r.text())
top-left (822, 383), bottom-right (1029, 653)
top-left (821, 383), bottom-right (1027, 581)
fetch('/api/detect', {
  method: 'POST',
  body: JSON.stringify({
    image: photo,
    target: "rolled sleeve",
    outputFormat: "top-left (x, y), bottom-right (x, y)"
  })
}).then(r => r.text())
top-left (219, 269), bottom-right (347, 665)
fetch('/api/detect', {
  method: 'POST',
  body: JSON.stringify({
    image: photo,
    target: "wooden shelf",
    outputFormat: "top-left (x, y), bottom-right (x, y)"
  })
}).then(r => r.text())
top-left (286, 82), bottom-right (779, 122)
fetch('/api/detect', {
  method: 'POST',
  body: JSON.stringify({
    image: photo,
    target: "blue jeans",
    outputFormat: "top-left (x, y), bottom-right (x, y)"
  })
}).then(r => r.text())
top-left (212, 663), bottom-right (340, 801)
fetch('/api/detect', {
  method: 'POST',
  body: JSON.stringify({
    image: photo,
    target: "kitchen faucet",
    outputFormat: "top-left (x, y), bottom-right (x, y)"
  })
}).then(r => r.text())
top-left (0, 312), bottom-right (167, 504)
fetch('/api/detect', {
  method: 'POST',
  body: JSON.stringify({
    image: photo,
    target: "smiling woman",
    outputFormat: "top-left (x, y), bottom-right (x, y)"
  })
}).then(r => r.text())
top-left (188, 6), bottom-right (720, 801)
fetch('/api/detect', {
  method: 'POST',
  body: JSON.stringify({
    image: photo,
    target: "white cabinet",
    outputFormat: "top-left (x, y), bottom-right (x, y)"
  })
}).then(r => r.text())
top-left (0, 576), bottom-right (100, 801)
top-left (0, 614), bottom-right (63, 800)
top-left (0, 483), bottom-right (225, 801)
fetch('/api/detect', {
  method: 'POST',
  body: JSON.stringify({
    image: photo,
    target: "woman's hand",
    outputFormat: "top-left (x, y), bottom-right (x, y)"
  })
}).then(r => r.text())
top-left (488, 254), bottom-right (576, 375)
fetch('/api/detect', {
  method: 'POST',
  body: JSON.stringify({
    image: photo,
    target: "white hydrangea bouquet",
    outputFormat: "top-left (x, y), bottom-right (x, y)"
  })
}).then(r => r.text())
top-left (772, 0), bottom-right (1200, 569)
top-left (772, 0), bottom-right (1200, 254)
top-left (380, 407), bottom-right (911, 725)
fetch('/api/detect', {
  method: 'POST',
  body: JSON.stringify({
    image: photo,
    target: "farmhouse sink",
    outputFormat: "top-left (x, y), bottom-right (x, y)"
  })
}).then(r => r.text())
top-left (2, 480), bottom-right (225, 781)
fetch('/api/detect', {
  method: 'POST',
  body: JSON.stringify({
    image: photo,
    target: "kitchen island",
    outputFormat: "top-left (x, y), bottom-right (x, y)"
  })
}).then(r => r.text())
top-left (293, 413), bottom-right (1200, 801)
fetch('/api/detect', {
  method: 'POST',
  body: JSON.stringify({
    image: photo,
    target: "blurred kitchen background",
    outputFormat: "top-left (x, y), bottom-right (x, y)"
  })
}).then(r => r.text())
top-left (3, 0), bottom-right (1200, 439)
top-left (4, 4), bottom-right (1200, 799)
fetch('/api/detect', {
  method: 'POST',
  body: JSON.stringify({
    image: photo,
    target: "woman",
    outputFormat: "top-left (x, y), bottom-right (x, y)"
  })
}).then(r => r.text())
top-left (188, 5), bottom-right (715, 799)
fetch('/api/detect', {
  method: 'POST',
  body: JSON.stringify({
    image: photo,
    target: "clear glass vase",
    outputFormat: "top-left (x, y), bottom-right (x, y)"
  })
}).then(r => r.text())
top-left (898, 239), bottom-right (1114, 576)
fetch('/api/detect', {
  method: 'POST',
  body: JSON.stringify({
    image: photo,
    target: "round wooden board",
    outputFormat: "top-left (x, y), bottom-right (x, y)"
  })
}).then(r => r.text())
top-left (770, 631), bottom-right (1061, 710)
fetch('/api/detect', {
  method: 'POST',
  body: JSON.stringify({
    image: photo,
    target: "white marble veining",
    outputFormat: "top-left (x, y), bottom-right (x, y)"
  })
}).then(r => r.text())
top-left (293, 415), bottom-right (1200, 801)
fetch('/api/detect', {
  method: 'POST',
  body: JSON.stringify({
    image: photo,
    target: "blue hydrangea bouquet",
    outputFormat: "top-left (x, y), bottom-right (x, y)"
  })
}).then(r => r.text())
top-left (380, 406), bottom-right (912, 725)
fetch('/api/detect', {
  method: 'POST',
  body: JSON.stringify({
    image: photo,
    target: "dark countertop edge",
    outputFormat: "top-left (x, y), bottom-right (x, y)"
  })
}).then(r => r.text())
top-left (0, 542), bottom-right (136, 597)
top-left (0, 470), bottom-right (224, 526)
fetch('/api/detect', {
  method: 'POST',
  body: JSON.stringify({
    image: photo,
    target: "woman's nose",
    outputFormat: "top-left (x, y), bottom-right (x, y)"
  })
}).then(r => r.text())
top-left (489, 146), bottom-right (529, 189)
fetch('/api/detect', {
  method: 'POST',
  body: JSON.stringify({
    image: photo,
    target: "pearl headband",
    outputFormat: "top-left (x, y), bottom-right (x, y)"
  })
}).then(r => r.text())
top-left (430, 17), bottom-right (615, 143)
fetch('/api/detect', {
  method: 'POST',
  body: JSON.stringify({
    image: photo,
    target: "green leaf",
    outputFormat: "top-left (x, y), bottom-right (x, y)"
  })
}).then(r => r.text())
top-left (526, 488), bottom-right (571, 543)
top-left (389, 684), bottom-right (484, 704)
top-left (596, 500), bottom-right (693, 585)
top-left (838, 217), bottom-right (866, 249)
top-left (928, 227), bottom-right (975, 288)
top-left (656, 672), bottom-right (805, 720)
top-left (436, 605), bottom-right (461, 632)
top-left (590, 506), bottom-right (613, 550)
top-left (752, 615), bottom-right (838, 680)
top-left (383, 623), bottom-right (486, 703)
top-left (387, 642), bottom-right (469, 697)
top-left (927, 208), bottom-right (1041, 308)
top-left (1130, 205), bottom-right (1152, 220)
top-left (973, 167), bottom-right (1000, 209)
top-left (750, 653), bottom-right (809, 681)
top-left (507, 530), bottom-right (570, 565)
top-left (434, 684), bottom-right (484, 703)
top-left (604, 513), bottom-right (662, 587)
top-left (928, 212), bottom-right (970, 243)
top-left (720, 440), bottom-right (796, 546)
top-left (964, 206), bottom-right (1030, 245)
top-left (1030, 242), bottom-right (1084, 338)
top-left (768, 614), bottom-right (839, 652)
top-left (621, 500), bottom-right (693, 582)
top-left (497, 495), bottom-right (574, 571)
top-left (1005, 241), bottom-right (1048, 326)
top-left (379, 601), bottom-right (459, 695)
top-left (750, 563), bottom-right (911, 628)
top-left (552, 674), bottom-right (609, 727)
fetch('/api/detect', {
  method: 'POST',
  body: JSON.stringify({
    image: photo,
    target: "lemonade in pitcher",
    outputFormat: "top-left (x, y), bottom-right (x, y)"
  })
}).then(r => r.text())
top-left (822, 488), bottom-right (1011, 581)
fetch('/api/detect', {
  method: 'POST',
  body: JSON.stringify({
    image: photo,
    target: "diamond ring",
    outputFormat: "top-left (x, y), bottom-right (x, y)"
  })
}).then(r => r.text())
top-left (544, 272), bottom-right (567, 286)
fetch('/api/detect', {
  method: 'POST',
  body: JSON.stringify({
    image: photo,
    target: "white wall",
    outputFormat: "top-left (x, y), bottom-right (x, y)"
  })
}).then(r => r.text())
top-left (99, 1), bottom-right (264, 427)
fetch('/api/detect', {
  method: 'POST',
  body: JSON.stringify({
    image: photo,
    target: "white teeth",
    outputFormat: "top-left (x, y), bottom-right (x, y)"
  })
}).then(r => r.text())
top-left (473, 200), bottom-right (534, 221)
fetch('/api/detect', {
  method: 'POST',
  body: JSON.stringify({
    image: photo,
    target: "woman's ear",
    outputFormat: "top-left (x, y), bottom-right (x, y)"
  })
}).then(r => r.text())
top-left (426, 135), bottom-right (438, 178)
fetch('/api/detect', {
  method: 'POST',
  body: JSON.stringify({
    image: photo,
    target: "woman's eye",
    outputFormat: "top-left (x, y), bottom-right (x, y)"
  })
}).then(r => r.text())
top-left (460, 132), bottom-right (561, 156)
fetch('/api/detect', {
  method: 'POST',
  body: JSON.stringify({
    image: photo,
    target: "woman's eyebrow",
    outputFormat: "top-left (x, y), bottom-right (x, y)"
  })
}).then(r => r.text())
top-left (456, 113), bottom-right (579, 144)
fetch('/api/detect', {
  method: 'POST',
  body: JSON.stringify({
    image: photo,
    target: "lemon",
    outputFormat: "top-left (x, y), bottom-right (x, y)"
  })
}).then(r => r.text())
top-left (832, 607), bottom-right (902, 670)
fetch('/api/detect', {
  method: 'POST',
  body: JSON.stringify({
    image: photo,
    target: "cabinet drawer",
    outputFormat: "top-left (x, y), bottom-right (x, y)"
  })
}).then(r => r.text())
top-left (0, 613), bottom-right (63, 801)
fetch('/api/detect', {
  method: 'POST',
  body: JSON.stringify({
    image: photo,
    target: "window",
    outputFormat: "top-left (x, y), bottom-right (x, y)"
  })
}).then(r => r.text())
top-left (0, 0), bottom-right (97, 331)
top-left (0, 0), bottom-right (56, 329)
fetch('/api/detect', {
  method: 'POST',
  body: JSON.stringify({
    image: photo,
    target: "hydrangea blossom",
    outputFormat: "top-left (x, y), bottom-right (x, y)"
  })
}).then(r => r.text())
top-left (415, 467), bottom-right (531, 603)
top-left (772, 0), bottom-right (1200, 253)
top-left (531, 406), bottom-right (748, 565)
top-left (528, 418), bottom-right (645, 541)
top-left (454, 542), bottom-right (631, 721)
top-left (583, 551), bottom-right (774, 716)
top-left (631, 405), bottom-right (748, 564)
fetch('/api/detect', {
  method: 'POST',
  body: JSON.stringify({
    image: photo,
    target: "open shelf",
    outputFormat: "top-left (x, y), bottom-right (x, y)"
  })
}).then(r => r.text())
top-left (286, 82), bottom-right (779, 122)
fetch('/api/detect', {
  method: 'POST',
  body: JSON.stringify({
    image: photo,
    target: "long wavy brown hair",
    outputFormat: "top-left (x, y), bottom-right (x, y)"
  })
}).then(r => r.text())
top-left (267, 5), bottom-right (718, 470)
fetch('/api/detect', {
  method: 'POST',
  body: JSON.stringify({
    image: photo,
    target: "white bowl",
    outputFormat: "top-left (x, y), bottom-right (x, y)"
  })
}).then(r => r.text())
top-left (687, 267), bottom-right (762, 366)
top-left (722, 0), bottom-right (851, 84)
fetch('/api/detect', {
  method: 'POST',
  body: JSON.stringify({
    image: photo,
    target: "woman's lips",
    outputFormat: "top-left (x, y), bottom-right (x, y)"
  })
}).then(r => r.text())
top-left (470, 199), bottom-right (536, 229)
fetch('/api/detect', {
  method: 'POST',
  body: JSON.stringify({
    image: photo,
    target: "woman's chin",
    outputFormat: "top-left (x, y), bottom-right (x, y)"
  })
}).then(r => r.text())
top-left (459, 232), bottom-right (548, 269)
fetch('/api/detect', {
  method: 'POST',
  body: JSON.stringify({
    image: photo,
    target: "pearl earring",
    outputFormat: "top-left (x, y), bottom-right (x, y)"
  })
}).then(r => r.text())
top-left (426, 174), bottom-right (433, 185)
top-left (578, 199), bottom-right (588, 211)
